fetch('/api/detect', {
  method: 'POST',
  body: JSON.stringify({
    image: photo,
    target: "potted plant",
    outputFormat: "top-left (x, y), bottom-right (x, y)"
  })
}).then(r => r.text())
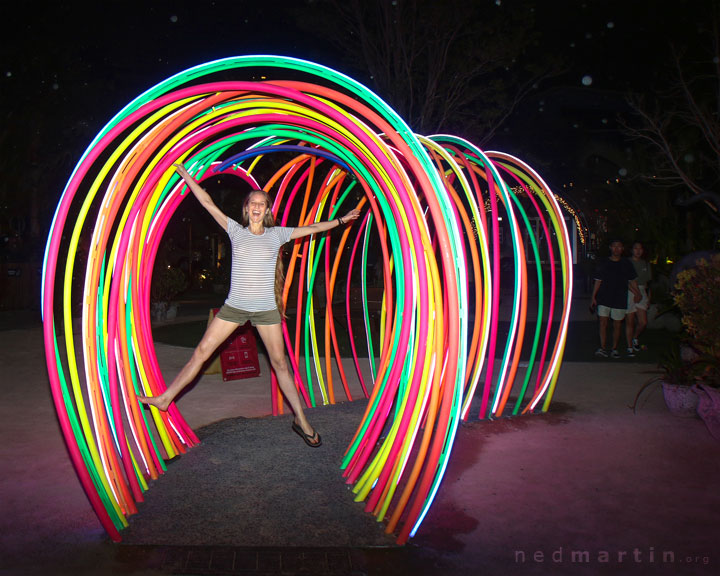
top-left (631, 254), bottom-right (720, 423)
top-left (672, 254), bottom-right (720, 435)
top-left (632, 341), bottom-right (704, 417)
top-left (673, 255), bottom-right (720, 368)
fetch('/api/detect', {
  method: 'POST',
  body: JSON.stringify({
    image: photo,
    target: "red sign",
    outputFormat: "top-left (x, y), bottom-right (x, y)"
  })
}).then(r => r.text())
top-left (210, 309), bottom-right (260, 380)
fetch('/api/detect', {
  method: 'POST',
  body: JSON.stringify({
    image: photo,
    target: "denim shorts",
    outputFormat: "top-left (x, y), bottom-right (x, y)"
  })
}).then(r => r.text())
top-left (215, 304), bottom-right (281, 326)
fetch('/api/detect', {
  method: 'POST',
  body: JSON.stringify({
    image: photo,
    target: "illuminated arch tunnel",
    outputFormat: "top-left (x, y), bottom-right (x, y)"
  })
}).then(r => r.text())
top-left (42, 56), bottom-right (573, 545)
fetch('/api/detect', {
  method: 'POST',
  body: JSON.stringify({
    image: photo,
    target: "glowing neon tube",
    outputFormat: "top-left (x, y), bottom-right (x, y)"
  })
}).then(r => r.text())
top-left (43, 55), bottom-right (573, 546)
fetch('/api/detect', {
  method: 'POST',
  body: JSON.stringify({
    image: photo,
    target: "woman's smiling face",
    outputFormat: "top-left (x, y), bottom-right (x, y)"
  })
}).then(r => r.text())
top-left (246, 192), bottom-right (268, 224)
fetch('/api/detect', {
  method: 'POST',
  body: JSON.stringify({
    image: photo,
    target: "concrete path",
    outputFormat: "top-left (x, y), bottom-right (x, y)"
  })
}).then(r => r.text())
top-left (1, 310), bottom-right (718, 575)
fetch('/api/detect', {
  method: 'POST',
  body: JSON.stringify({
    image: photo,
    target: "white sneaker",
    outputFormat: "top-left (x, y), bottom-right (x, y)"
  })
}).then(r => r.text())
top-left (610, 349), bottom-right (621, 359)
top-left (595, 348), bottom-right (609, 358)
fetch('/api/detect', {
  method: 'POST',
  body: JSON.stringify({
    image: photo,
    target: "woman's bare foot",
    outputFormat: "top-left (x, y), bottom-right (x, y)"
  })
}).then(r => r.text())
top-left (137, 394), bottom-right (171, 412)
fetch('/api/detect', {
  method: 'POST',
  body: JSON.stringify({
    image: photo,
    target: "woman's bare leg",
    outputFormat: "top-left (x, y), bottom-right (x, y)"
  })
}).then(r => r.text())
top-left (138, 316), bottom-right (239, 411)
top-left (255, 322), bottom-right (319, 444)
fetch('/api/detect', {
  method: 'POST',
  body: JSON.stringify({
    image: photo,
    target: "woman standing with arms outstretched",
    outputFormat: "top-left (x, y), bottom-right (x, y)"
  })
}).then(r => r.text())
top-left (139, 164), bottom-right (360, 447)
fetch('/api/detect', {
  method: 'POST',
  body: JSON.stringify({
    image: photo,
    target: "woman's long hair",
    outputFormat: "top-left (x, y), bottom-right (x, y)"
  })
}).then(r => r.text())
top-left (241, 189), bottom-right (287, 317)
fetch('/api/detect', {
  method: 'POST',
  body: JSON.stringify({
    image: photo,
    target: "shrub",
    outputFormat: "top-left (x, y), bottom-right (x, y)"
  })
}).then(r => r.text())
top-left (151, 265), bottom-right (187, 302)
top-left (673, 254), bottom-right (720, 385)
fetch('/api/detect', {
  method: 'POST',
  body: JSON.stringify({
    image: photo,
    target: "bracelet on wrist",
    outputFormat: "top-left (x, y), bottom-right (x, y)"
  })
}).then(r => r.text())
top-left (338, 217), bottom-right (344, 225)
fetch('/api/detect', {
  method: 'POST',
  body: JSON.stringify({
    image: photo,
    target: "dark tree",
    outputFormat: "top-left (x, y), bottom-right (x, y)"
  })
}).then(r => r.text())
top-left (622, 5), bottom-right (720, 250)
top-left (295, 0), bottom-right (560, 143)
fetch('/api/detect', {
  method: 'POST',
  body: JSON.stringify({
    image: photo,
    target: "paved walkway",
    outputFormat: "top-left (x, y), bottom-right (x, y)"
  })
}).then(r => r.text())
top-left (1, 304), bottom-right (719, 575)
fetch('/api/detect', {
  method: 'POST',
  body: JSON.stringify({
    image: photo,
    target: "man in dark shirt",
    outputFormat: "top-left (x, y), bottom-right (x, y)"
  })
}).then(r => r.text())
top-left (591, 239), bottom-right (641, 358)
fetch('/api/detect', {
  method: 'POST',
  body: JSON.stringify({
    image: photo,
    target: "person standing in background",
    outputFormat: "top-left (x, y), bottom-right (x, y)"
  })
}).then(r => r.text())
top-left (591, 239), bottom-right (641, 359)
top-left (625, 241), bottom-right (651, 354)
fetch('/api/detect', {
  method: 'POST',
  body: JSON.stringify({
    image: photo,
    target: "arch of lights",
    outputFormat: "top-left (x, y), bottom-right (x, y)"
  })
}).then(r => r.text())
top-left (42, 56), bottom-right (573, 545)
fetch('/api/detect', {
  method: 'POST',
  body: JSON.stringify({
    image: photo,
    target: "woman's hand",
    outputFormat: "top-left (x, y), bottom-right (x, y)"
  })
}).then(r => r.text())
top-left (173, 163), bottom-right (191, 180)
top-left (339, 208), bottom-right (361, 224)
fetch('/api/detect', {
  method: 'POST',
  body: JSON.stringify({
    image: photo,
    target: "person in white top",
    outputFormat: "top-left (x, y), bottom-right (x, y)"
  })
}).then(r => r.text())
top-left (138, 164), bottom-right (360, 447)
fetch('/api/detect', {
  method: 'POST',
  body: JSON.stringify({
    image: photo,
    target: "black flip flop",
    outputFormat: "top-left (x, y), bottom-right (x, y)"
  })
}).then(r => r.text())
top-left (292, 421), bottom-right (322, 447)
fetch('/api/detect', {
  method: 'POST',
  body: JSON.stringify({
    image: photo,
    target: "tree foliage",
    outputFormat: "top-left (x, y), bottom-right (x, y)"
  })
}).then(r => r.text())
top-left (623, 6), bottom-right (720, 238)
top-left (295, 0), bottom-right (560, 143)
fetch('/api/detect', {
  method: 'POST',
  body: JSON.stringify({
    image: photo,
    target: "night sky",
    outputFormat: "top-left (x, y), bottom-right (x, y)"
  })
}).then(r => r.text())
top-left (1, 0), bottom-right (710, 244)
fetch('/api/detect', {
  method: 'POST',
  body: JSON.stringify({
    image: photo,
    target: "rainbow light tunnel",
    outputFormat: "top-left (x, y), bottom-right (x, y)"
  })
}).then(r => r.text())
top-left (42, 56), bottom-right (573, 545)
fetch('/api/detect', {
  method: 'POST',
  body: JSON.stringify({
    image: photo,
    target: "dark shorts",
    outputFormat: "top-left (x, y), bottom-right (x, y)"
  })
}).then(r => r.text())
top-left (215, 304), bottom-right (281, 326)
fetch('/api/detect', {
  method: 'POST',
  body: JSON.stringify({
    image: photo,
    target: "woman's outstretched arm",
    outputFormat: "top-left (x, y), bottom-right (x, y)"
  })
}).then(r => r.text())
top-left (174, 164), bottom-right (228, 230)
top-left (290, 208), bottom-right (361, 240)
